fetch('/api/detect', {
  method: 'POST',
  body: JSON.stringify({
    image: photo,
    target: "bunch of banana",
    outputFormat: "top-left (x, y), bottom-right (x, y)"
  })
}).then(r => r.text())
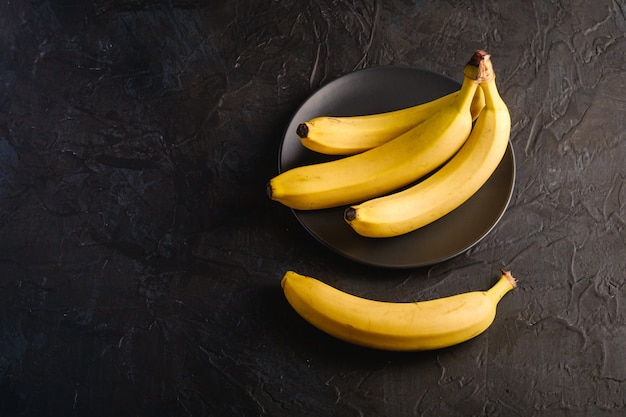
top-left (267, 50), bottom-right (491, 211)
top-left (297, 87), bottom-right (486, 155)
top-left (281, 269), bottom-right (517, 351)
top-left (345, 54), bottom-right (511, 237)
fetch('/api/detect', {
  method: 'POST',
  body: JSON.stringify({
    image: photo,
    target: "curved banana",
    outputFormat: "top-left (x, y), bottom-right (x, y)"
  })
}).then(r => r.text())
top-left (297, 87), bottom-right (485, 155)
top-left (345, 53), bottom-right (510, 237)
top-left (268, 50), bottom-right (491, 210)
top-left (281, 269), bottom-right (517, 351)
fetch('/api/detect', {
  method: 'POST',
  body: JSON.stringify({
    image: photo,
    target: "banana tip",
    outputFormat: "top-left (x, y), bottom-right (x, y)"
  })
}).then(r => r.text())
top-left (344, 207), bottom-right (357, 222)
top-left (296, 123), bottom-right (309, 139)
top-left (266, 181), bottom-right (274, 200)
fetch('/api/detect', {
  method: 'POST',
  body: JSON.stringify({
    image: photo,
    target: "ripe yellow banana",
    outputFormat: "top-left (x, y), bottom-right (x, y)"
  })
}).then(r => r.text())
top-left (281, 269), bottom-right (517, 351)
top-left (268, 50), bottom-right (491, 210)
top-left (297, 87), bottom-right (486, 155)
top-left (345, 53), bottom-right (510, 237)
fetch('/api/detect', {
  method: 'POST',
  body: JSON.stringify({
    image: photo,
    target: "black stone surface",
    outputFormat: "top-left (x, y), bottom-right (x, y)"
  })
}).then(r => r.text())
top-left (1, 1), bottom-right (625, 416)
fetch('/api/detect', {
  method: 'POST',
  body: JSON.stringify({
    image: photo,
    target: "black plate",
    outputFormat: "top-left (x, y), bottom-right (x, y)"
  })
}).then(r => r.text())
top-left (279, 65), bottom-right (515, 269)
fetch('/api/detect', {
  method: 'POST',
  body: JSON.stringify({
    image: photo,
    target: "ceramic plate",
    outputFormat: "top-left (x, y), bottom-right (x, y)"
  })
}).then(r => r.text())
top-left (279, 66), bottom-right (515, 268)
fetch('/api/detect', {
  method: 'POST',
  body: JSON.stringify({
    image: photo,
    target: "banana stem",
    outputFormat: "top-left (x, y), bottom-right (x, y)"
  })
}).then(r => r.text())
top-left (453, 77), bottom-right (478, 112)
top-left (479, 74), bottom-right (501, 110)
top-left (486, 269), bottom-right (517, 303)
top-left (454, 50), bottom-right (493, 112)
top-left (463, 50), bottom-right (494, 84)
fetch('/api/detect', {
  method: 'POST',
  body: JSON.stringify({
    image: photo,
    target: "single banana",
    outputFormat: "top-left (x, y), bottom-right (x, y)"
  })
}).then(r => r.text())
top-left (281, 269), bottom-right (517, 351)
top-left (345, 53), bottom-right (510, 237)
top-left (268, 50), bottom-right (491, 210)
top-left (297, 87), bottom-right (486, 155)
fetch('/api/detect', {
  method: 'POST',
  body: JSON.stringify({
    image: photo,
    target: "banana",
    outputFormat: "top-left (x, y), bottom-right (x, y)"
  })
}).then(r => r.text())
top-left (345, 52), bottom-right (510, 237)
top-left (297, 87), bottom-right (486, 155)
top-left (281, 269), bottom-right (517, 351)
top-left (268, 50), bottom-right (491, 211)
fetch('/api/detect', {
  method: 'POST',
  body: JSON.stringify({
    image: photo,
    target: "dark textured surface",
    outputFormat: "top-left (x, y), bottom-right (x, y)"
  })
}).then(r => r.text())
top-left (1, 1), bottom-right (625, 416)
